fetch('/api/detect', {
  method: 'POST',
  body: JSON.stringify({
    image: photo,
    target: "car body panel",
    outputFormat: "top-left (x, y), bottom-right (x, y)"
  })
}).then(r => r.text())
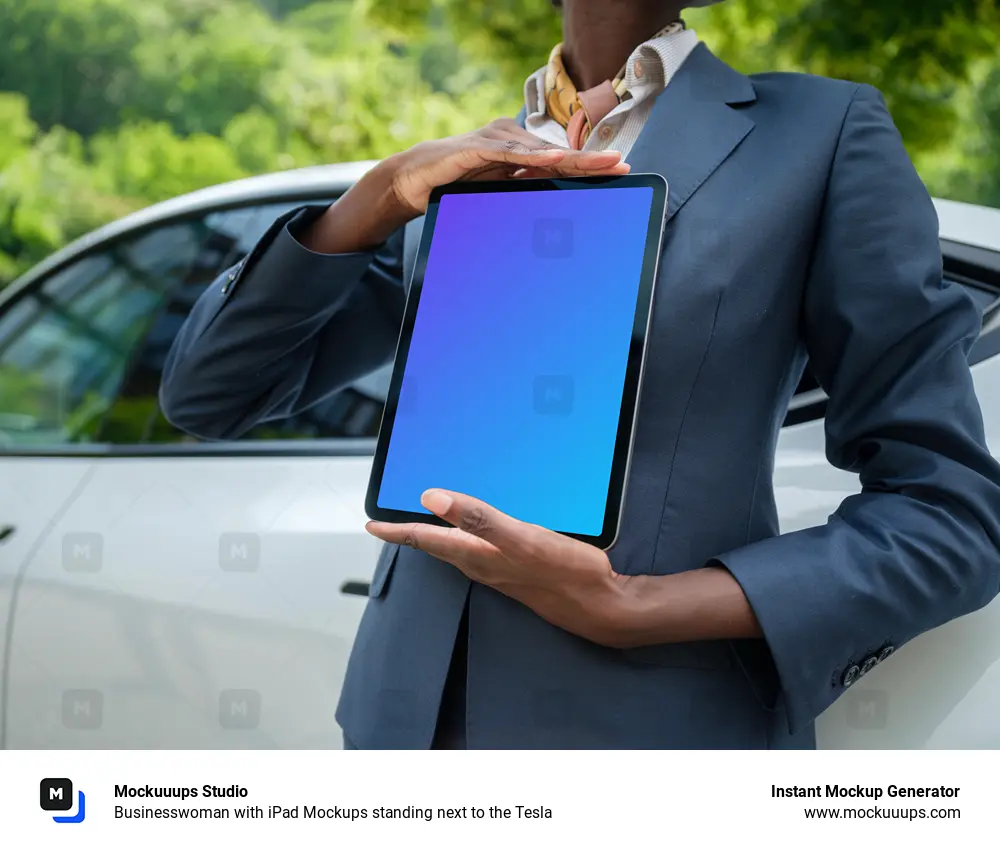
top-left (4, 455), bottom-right (377, 748)
top-left (935, 198), bottom-right (1000, 251)
top-left (0, 461), bottom-right (94, 748)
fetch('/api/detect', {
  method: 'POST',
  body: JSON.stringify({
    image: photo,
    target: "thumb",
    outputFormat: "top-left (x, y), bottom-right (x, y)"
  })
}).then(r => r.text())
top-left (421, 489), bottom-right (533, 552)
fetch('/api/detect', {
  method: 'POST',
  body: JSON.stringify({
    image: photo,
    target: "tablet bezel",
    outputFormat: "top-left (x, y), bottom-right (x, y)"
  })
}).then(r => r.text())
top-left (365, 173), bottom-right (668, 550)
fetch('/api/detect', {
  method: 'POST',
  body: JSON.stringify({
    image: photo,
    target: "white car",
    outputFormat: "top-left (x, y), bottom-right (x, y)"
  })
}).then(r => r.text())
top-left (0, 163), bottom-right (998, 749)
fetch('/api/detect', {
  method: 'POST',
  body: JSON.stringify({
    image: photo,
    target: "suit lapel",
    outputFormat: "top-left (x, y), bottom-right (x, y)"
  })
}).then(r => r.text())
top-left (627, 44), bottom-right (756, 222)
top-left (519, 44), bottom-right (756, 224)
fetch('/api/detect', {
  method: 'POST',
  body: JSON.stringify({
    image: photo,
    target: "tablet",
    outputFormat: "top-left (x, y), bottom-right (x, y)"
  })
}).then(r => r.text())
top-left (365, 174), bottom-right (668, 550)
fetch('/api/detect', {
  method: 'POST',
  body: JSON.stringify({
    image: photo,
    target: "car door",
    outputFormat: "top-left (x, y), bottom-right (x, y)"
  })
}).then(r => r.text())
top-left (0, 289), bottom-right (108, 748)
top-left (0, 198), bottom-right (389, 749)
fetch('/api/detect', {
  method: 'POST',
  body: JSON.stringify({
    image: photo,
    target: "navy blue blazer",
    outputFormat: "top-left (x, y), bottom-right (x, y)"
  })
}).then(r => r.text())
top-left (160, 44), bottom-right (1000, 748)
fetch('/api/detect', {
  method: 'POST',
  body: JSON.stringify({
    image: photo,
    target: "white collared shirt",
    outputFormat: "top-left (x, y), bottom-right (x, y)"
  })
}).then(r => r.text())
top-left (522, 27), bottom-right (700, 161)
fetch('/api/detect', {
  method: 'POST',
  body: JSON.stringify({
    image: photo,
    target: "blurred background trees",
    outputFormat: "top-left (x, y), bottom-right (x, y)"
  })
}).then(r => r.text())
top-left (1, 0), bottom-right (997, 286)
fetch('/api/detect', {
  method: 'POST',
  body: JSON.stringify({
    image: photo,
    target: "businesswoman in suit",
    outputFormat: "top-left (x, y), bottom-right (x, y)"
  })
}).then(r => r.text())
top-left (160, 0), bottom-right (1000, 749)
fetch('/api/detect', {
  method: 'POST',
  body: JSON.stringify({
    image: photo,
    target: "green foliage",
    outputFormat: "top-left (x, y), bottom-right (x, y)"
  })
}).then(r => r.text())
top-left (917, 60), bottom-right (1000, 207)
top-left (369, 0), bottom-right (561, 81)
top-left (0, 93), bottom-right (138, 280)
top-left (0, 363), bottom-right (109, 444)
top-left (0, 0), bottom-right (998, 290)
top-left (0, 0), bottom-right (168, 136)
top-left (0, 0), bottom-right (511, 287)
top-left (90, 123), bottom-right (249, 203)
top-left (0, 95), bottom-right (38, 170)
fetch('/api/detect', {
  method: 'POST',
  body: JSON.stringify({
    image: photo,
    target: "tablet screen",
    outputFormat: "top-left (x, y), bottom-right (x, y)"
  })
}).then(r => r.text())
top-left (376, 184), bottom-right (656, 537)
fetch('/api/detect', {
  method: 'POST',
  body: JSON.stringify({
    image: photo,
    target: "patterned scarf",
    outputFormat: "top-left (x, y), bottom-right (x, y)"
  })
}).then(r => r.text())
top-left (544, 21), bottom-right (685, 149)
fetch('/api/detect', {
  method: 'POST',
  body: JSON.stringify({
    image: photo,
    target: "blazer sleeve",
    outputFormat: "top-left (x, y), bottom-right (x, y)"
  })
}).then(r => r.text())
top-left (159, 205), bottom-right (406, 440)
top-left (715, 84), bottom-right (1000, 733)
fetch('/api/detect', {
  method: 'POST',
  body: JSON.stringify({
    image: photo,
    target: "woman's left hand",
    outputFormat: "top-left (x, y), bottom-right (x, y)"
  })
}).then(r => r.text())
top-left (366, 489), bottom-right (642, 648)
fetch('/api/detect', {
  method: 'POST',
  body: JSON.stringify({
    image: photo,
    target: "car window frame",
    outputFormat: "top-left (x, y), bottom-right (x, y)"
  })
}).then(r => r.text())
top-left (0, 190), bottom-right (379, 458)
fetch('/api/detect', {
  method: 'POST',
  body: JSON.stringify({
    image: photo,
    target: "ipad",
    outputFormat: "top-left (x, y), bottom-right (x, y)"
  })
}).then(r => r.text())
top-left (365, 174), bottom-right (668, 550)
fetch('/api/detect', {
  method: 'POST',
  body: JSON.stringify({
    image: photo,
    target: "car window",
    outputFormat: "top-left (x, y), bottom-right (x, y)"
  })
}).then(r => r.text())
top-left (0, 245), bottom-right (180, 447)
top-left (0, 197), bottom-right (393, 451)
top-left (93, 199), bottom-right (391, 445)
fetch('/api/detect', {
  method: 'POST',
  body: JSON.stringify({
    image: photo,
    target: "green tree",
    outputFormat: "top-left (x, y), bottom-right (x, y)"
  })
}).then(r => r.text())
top-left (89, 123), bottom-right (249, 203)
top-left (918, 60), bottom-right (1000, 207)
top-left (129, 3), bottom-right (299, 137)
top-left (0, 0), bottom-right (167, 136)
top-left (0, 0), bottom-right (516, 288)
top-left (0, 93), bottom-right (136, 281)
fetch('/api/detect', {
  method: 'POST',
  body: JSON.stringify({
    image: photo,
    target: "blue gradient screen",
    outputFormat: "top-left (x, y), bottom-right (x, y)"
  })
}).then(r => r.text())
top-left (377, 186), bottom-right (654, 535)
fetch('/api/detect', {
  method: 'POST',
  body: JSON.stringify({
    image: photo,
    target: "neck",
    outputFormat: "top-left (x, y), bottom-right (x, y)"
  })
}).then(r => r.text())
top-left (559, 1), bottom-right (684, 90)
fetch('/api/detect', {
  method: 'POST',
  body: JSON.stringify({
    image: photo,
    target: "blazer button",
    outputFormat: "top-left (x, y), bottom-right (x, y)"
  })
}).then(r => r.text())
top-left (877, 646), bottom-right (895, 663)
top-left (842, 665), bottom-right (860, 687)
top-left (860, 656), bottom-right (878, 676)
top-left (221, 267), bottom-right (239, 294)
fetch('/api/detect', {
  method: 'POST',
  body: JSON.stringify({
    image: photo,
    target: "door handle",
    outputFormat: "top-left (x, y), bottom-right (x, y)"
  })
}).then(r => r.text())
top-left (0, 525), bottom-right (14, 544)
top-left (339, 580), bottom-right (370, 597)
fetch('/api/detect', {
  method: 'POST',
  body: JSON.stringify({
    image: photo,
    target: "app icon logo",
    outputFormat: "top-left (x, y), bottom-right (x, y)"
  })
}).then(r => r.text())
top-left (40, 778), bottom-right (86, 823)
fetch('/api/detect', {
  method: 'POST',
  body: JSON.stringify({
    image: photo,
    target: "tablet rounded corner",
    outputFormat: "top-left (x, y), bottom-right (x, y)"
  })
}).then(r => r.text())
top-left (592, 522), bottom-right (623, 552)
top-left (363, 487), bottom-right (382, 523)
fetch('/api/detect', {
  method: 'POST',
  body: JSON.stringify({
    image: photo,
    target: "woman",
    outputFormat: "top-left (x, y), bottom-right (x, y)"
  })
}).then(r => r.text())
top-left (161, 0), bottom-right (1000, 749)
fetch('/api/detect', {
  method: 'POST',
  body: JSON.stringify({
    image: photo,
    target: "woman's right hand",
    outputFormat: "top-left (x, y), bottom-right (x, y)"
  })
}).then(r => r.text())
top-left (303, 119), bottom-right (629, 254)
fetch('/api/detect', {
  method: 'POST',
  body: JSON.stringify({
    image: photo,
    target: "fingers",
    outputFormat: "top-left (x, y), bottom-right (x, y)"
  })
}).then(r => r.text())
top-left (419, 489), bottom-right (547, 558)
top-left (513, 161), bottom-right (632, 179)
top-left (508, 147), bottom-right (629, 177)
top-left (497, 141), bottom-right (623, 171)
top-left (462, 140), bottom-right (567, 168)
top-left (483, 119), bottom-right (562, 151)
top-left (461, 138), bottom-right (626, 177)
top-left (461, 161), bottom-right (537, 183)
top-left (365, 519), bottom-right (500, 572)
top-left (483, 121), bottom-right (629, 175)
top-left (368, 490), bottom-right (536, 554)
top-left (456, 120), bottom-right (632, 180)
